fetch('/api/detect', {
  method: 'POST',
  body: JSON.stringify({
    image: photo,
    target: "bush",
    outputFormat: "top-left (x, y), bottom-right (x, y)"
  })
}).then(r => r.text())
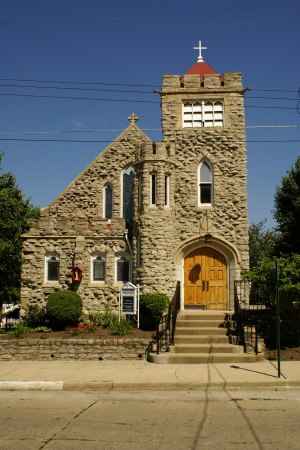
top-left (22, 305), bottom-right (47, 328)
top-left (46, 290), bottom-right (83, 330)
top-left (110, 319), bottom-right (133, 335)
top-left (139, 293), bottom-right (170, 330)
top-left (85, 306), bottom-right (117, 328)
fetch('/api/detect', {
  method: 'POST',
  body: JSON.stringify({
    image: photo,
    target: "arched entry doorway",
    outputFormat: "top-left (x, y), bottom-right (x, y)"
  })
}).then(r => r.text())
top-left (184, 246), bottom-right (227, 310)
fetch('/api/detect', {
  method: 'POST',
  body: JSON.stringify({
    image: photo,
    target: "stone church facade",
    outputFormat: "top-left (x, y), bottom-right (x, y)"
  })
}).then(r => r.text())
top-left (21, 47), bottom-right (249, 314)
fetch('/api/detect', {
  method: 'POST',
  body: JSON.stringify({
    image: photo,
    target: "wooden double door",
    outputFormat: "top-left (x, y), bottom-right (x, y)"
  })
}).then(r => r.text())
top-left (184, 247), bottom-right (227, 310)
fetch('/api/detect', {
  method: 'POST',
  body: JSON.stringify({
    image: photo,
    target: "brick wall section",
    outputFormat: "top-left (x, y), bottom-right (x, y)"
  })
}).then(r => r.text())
top-left (0, 338), bottom-right (151, 361)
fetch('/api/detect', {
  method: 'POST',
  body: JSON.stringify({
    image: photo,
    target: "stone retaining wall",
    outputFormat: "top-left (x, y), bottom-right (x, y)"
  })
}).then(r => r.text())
top-left (0, 338), bottom-right (151, 361)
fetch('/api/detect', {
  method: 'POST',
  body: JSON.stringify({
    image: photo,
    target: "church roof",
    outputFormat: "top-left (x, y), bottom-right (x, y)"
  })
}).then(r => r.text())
top-left (182, 41), bottom-right (223, 85)
top-left (185, 61), bottom-right (222, 84)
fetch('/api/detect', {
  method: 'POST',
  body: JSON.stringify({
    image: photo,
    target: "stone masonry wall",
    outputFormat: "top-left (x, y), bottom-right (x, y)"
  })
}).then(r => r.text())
top-left (0, 338), bottom-right (151, 361)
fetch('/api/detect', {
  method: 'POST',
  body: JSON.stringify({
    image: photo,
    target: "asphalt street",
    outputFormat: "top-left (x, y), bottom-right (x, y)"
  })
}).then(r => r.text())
top-left (1, 388), bottom-right (300, 449)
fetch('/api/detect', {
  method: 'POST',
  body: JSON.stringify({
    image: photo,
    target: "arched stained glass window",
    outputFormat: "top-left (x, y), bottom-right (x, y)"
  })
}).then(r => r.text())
top-left (122, 165), bottom-right (134, 219)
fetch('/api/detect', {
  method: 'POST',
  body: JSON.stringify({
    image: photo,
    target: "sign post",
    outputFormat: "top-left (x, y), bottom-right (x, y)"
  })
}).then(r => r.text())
top-left (119, 282), bottom-right (140, 328)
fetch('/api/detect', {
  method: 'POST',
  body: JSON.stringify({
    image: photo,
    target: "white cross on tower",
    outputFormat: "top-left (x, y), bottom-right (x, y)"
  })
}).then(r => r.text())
top-left (193, 40), bottom-right (207, 62)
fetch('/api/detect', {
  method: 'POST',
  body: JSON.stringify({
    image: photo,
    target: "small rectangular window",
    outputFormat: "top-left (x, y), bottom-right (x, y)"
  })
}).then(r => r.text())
top-left (164, 176), bottom-right (169, 206)
top-left (150, 174), bottom-right (156, 205)
top-left (93, 261), bottom-right (105, 281)
top-left (48, 261), bottom-right (59, 281)
top-left (200, 184), bottom-right (212, 204)
top-left (117, 260), bottom-right (129, 282)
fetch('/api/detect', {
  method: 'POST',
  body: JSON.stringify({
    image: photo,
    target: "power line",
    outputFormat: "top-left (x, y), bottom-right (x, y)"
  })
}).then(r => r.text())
top-left (0, 125), bottom-right (299, 136)
top-left (0, 92), bottom-right (298, 110)
top-left (0, 93), bottom-right (159, 103)
top-left (0, 85), bottom-right (298, 100)
top-left (1, 13), bottom-right (299, 24)
top-left (0, 79), bottom-right (298, 93)
top-left (0, 78), bottom-right (160, 88)
top-left (0, 83), bottom-right (155, 95)
top-left (0, 138), bottom-right (299, 143)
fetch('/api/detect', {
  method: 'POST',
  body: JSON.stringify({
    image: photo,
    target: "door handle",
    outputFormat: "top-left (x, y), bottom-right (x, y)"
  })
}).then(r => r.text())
top-left (206, 281), bottom-right (209, 291)
top-left (202, 281), bottom-right (205, 291)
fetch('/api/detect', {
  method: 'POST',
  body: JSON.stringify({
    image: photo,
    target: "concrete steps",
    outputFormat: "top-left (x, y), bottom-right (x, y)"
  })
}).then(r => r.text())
top-left (149, 310), bottom-right (264, 364)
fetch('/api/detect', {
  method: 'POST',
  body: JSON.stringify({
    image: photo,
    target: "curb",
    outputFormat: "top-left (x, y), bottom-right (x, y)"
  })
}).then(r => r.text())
top-left (0, 379), bottom-right (296, 391)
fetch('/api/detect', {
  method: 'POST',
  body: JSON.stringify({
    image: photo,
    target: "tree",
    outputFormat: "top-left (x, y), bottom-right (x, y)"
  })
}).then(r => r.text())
top-left (0, 153), bottom-right (39, 316)
top-left (248, 219), bottom-right (278, 269)
top-left (242, 254), bottom-right (300, 307)
top-left (273, 156), bottom-right (300, 255)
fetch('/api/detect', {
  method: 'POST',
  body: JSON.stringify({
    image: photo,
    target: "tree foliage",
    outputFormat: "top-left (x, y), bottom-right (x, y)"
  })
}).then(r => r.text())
top-left (0, 153), bottom-right (39, 308)
top-left (273, 156), bottom-right (300, 255)
top-left (242, 254), bottom-right (300, 306)
top-left (248, 219), bottom-right (278, 269)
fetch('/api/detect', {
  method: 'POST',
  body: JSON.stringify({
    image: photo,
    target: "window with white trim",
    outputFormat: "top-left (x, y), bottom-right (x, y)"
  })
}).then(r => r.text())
top-left (183, 100), bottom-right (223, 128)
top-left (91, 253), bottom-right (105, 283)
top-left (104, 183), bottom-right (113, 219)
top-left (116, 253), bottom-right (130, 283)
top-left (199, 161), bottom-right (213, 205)
top-left (45, 253), bottom-right (60, 283)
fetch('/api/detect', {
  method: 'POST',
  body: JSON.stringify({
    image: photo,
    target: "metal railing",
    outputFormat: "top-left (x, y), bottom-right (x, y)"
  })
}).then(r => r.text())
top-left (155, 282), bottom-right (180, 355)
top-left (234, 280), bottom-right (258, 354)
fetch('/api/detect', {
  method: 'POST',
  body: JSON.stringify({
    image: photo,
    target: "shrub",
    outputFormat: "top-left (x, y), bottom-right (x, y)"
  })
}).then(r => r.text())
top-left (22, 305), bottom-right (47, 328)
top-left (110, 319), bottom-right (133, 335)
top-left (139, 293), bottom-right (170, 330)
top-left (46, 290), bottom-right (83, 330)
top-left (85, 306), bottom-right (117, 328)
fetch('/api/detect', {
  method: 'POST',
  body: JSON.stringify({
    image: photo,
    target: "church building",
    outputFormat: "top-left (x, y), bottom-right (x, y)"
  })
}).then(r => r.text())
top-left (21, 43), bottom-right (249, 314)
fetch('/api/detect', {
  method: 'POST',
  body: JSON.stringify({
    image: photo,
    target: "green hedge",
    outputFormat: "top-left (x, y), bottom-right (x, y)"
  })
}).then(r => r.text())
top-left (46, 290), bottom-right (83, 330)
top-left (139, 293), bottom-right (170, 330)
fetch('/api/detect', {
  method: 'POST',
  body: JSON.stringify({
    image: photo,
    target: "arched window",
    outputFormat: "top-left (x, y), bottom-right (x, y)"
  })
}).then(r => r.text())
top-left (199, 161), bottom-right (213, 205)
top-left (45, 253), bottom-right (60, 283)
top-left (122, 165), bottom-right (134, 219)
top-left (104, 183), bottom-right (113, 219)
top-left (91, 253), bottom-right (105, 283)
top-left (116, 253), bottom-right (130, 283)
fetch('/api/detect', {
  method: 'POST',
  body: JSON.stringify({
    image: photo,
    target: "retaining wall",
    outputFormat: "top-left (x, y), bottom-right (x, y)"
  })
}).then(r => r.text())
top-left (0, 338), bottom-right (151, 361)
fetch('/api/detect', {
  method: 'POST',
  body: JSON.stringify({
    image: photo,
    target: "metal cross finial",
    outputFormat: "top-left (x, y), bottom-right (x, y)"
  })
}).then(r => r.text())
top-left (193, 40), bottom-right (207, 62)
top-left (128, 113), bottom-right (139, 124)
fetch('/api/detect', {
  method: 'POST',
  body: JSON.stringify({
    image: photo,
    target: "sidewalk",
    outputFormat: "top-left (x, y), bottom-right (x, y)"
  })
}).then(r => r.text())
top-left (0, 359), bottom-right (299, 390)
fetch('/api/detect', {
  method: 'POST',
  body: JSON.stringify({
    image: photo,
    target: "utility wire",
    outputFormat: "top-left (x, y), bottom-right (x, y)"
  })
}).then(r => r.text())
top-left (0, 93), bottom-right (159, 103)
top-left (1, 13), bottom-right (299, 24)
top-left (0, 92), bottom-right (298, 109)
top-left (0, 79), bottom-right (299, 93)
top-left (0, 83), bottom-right (155, 94)
top-left (0, 78), bottom-right (159, 87)
top-left (0, 125), bottom-right (299, 136)
top-left (0, 138), bottom-right (299, 143)
top-left (0, 85), bottom-right (298, 100)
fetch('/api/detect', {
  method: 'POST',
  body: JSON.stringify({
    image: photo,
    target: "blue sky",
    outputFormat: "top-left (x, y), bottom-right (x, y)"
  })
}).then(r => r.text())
top-left (0, 0), bottom-right (299, 229)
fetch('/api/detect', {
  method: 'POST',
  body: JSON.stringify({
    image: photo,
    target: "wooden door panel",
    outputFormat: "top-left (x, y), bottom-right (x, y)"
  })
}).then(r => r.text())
top-left (184, 246), bottom-right (227, 309)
